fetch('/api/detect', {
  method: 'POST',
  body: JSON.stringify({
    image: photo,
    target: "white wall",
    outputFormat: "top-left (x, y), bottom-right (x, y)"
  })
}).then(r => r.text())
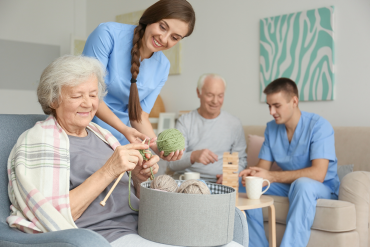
top-left (0, 0), bottom-right (86, 114)
top-left (2, 0), bottom-right (369, 126)
top-left (86, 0), bottom-right (370, 127)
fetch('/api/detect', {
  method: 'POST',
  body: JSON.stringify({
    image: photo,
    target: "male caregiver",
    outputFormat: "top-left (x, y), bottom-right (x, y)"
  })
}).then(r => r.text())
top-left (239, 77), bottom-right (339, 247)
top-left (167, 73), bottom-right (247, 183)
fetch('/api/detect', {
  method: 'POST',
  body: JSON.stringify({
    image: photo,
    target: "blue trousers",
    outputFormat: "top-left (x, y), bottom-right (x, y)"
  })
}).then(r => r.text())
top-left (241, 178), bottom-right (337, 247)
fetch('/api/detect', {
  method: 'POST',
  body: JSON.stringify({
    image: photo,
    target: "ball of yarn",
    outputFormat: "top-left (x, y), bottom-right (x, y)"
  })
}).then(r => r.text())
top-left (177, 180), bottom-right (211, 194)
top-left (150, 175), bottom-right (178, 192)
top-left (157, 128), bottom-right (185, 156)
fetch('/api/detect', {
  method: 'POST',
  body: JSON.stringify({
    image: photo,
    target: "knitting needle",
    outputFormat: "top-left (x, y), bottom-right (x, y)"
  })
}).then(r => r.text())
top-left (100, 172), bottom-right (124, 206)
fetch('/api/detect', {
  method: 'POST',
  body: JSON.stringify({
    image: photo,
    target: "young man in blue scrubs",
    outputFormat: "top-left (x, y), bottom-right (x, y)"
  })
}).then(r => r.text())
top-left (239, 78), bottom-right (339, 247)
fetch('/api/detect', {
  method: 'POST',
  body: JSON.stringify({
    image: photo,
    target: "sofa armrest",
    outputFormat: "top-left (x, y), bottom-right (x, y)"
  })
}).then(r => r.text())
top-left (339, 171), bottom-right (370, 247)
top-left (0, 222), bottom-right (111, 247)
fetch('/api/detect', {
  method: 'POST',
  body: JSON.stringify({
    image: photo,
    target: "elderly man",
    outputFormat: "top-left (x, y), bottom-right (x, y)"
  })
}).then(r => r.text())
top-left (168, 73), bottom-right (247, 183)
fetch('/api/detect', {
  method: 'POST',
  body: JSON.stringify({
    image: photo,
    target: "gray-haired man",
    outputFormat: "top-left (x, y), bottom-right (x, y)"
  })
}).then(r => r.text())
top-left (168, 73), bottom-right (247, 183)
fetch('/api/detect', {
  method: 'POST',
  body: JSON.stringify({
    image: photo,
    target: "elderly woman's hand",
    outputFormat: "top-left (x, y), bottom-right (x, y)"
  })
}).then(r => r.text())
top-left (103, 143), bottom-right (149, 179)
top-left (131, 153), bottom-right (160, 183)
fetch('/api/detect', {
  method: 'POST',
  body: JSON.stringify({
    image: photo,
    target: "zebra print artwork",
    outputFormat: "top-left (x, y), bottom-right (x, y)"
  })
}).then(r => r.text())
top-left (260, 6), bottom-right (334, 102)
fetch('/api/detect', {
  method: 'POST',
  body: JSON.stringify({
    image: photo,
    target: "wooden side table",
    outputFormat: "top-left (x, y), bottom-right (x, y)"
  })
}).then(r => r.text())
top-left (236, 194), bottom-right (276, 247)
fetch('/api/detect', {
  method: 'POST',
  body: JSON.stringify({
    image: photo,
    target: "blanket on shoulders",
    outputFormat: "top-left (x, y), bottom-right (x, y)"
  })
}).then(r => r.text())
top-left (7, 116), bottom-right (120, 233)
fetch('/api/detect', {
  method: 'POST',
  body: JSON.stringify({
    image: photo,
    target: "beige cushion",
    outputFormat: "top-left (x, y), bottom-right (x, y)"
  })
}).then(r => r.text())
top-left (246, 134), bottom-right (281, 171)
top-left (263, 223), bottom-right (359, 247)
top-left (333, 127), bottom-right (370, 172)
top-left (262, 196), bottom-right (356, 232)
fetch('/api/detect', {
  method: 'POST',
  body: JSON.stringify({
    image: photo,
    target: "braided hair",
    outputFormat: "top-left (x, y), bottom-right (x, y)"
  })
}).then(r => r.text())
top-left (129, 0), bottom-right (195, 122)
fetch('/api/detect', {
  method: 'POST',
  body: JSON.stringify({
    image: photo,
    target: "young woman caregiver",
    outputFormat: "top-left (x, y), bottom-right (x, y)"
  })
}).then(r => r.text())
top-left (83, 0), bottom-right (195, 161)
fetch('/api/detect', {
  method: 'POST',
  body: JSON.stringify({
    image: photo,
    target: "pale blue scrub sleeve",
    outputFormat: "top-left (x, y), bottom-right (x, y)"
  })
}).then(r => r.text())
top-left (310, 119), bottom-right (336, 161)
top-left (258, 124), bottom-right (274, 162)
top-left (82, 24), bottom-right (113, 81)
top-left (140, 62), bottom-right (170, 114)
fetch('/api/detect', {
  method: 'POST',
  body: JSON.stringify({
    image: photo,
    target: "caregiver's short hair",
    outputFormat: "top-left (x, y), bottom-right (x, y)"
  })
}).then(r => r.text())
top-left (197, 73), bottom-right (226, 94)
top-left (37, 55), bottom-right (106, 115)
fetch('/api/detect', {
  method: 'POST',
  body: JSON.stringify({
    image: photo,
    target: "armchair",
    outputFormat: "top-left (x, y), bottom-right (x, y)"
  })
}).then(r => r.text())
top-left (0, 114), bottom-right (248, 247)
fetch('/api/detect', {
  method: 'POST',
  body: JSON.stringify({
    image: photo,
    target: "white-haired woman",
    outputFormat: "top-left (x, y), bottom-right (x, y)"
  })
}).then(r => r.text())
top-left (7, 55), bottom-right (161, 244)
top-left (8, 56), bottom-right (244, 247)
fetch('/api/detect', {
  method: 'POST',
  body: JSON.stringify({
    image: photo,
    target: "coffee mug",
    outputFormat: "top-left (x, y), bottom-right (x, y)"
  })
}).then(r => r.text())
top-left (179, 172), bottom-right (200, 180)
top-left (245, 176), bottom-right (270, 199)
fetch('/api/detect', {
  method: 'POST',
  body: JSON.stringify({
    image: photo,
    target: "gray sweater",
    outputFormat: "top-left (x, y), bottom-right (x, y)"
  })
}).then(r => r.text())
top-left (168, 110), bottom-right (247, 182)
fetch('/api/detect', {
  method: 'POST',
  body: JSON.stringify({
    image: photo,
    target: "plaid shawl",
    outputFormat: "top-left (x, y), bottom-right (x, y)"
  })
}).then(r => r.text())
top-left (7, 116), bottom-right (120, 233)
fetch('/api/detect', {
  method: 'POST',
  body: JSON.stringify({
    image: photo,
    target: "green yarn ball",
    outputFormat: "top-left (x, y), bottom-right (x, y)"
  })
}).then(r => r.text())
top-left (157, 128), bottom-right (185, 156)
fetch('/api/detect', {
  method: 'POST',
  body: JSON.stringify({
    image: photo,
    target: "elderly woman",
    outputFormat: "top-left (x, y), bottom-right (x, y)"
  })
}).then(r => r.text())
top-left (7, 55), bottom-right (245, 247)
top-left (7, 55), bottom-right (159, 244)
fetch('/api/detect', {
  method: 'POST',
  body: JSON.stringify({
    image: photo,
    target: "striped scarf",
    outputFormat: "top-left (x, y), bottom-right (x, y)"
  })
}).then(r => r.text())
top-left (7, 116), bottom-right (120, 233)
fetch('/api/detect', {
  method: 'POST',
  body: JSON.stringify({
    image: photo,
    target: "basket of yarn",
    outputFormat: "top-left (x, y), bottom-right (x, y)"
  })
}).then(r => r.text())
top-left (138, 175), bottom-right (236, 246)
top-left (156, 128), bottom-right (185, 156)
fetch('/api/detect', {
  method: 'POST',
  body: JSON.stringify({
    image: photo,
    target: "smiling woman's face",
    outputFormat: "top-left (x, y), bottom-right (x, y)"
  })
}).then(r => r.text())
top-left (142, 18), bottom-right (189, 55)
top-left (54, 75), bottom-right (100, 137)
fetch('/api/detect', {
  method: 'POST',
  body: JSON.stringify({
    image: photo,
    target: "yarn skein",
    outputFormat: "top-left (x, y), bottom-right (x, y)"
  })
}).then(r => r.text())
top-left (157, 128), bottom-right (185, 156)
top-left (177, 180), bottom-right (211, 194)
top-left (150, 175), bottom-right (178, 192)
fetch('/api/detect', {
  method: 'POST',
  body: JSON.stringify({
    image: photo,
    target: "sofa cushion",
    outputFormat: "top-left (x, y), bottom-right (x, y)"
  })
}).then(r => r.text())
top-left (337, 164), bottom-right (354, 182)
top-left (247, 135), bottom-right (281, 171)
top-left (263, 223), bottom-right (360, 247)
top-left (262, 195), bottom-right (356, 232)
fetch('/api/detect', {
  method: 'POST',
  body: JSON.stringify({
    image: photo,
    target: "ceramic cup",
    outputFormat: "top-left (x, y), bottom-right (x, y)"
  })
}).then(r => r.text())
top-left (245, 176), bottom-right (270, 199)
top-left (179, 172), bottom-right (200, 180)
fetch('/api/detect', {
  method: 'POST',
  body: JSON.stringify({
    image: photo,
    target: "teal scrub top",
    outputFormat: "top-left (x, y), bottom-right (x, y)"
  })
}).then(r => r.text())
top-left (259, 111), bottom-right (340, 196)
top-left (83, 22), bottom-right (170, 145)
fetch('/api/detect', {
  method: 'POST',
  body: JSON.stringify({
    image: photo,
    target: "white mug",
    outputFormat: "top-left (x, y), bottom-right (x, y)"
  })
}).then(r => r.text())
top-left (245, 176), bottom-right (270, 200)
top-left (179, 172), bottom-right (200, 180)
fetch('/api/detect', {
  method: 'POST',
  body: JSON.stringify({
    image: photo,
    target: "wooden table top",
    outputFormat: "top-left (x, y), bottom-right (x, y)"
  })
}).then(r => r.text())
top-left (236, 193), bottom-right (274, 210)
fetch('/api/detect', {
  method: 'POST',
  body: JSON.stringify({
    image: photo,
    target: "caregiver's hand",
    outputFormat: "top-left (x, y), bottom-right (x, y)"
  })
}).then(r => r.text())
top-left (103, 143), bottom-right (148, 179)
top-left (160, 149), bottom-right (184, 161)
top-left (239, 168), bottom-right (257, 187)
top-left (123, 126), bottom-right (149, 144)
top-left (150, 143), bottom-right (185, 161)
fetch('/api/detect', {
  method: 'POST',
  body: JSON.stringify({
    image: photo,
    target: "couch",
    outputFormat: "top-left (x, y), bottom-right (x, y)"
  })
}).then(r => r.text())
top-left (243, 125), bottom-right (370, 247)
top-left (0, 114), bottom-right (248, 247)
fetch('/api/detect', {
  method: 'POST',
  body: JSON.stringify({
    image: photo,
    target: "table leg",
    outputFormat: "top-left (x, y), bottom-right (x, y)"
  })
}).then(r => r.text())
top-left (241, 210), bottom-right (246, 217)
top-left (268, 204), bottom-right (276, 247)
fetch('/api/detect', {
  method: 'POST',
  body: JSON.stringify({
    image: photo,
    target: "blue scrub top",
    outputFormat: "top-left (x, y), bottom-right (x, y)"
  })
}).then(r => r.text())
top-left (259, 111), bottom-right (340, 196)
top-left (82, 22), bottom-right (170, 145)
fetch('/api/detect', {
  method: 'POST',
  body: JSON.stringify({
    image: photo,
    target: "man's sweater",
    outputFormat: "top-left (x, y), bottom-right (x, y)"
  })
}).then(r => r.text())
top-left (168, 110), bottom-right (247, 182)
